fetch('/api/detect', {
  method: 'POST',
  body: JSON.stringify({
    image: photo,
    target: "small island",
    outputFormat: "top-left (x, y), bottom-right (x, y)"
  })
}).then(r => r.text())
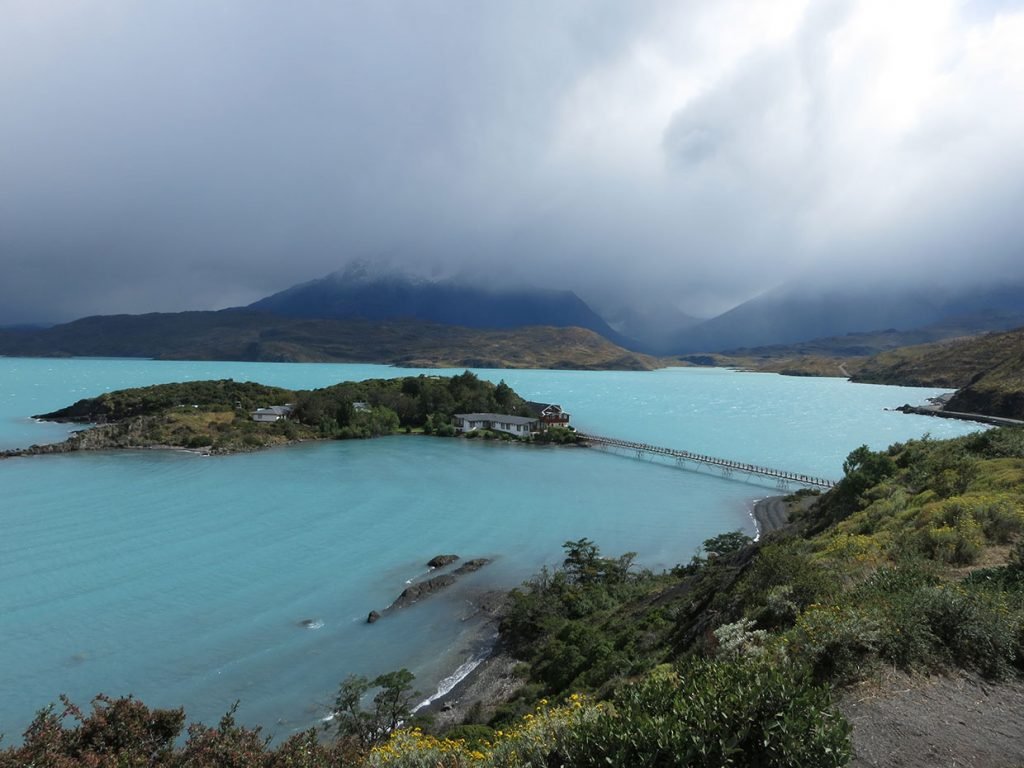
top-left (3, 372), bottom-right (577, 458)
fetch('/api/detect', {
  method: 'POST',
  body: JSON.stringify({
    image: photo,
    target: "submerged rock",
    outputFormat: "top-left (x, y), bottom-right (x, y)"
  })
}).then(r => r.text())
top-left (453, 558), bottom-right (490, 575)
top-left (366, 611), bottom-right (381, 624)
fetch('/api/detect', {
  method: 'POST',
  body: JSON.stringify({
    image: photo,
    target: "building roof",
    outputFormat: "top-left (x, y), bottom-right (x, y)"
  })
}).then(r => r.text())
top-left (252, 404), bottom-right (293, 416)
top-left (454, 413), bottom-right (539, 426)
top-left (526, 401), bottom-right (568, 416)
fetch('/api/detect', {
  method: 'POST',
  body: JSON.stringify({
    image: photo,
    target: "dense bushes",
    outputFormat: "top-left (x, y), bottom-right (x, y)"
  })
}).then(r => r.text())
top-left (0, 695), bottom-right (354, 768)
top-left (662, 432), bottom-right (1024, 689)
top-left (362, 661), bottom-right (849, 768)
top-left (292, 372), bottom-right (529, 436)
top-left (37, 380), bottom-right (295, 422)
top-left (769, 431), bottom-right (1024, 682)
top-left (500, 539), bottom-right (664, 698)
top-left (557, 660), bottom-right (850, 768)
top-left (1, 675), bottom-right (847, 768)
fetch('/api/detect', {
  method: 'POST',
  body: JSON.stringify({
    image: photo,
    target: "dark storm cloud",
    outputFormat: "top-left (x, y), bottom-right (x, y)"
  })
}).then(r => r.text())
top-left (1, 0), bottom-right (1022, 323)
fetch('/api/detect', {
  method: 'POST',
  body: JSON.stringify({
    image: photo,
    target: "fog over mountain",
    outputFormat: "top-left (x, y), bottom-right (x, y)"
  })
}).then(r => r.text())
top-left (246, 261), bottom-right (633, 347)
top-left (2, 1), bottom-right (1023, 326)
top-left (670, 277), bottom-right (1024, 353)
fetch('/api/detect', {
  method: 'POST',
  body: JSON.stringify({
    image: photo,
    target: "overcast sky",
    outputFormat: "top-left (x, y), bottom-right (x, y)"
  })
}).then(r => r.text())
top-left (2, 0), bottom-right (1023, 324)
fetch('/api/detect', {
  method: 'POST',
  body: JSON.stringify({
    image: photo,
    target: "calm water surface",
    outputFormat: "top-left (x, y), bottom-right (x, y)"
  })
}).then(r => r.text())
top-left (0, 357), bottom-right (981, 739)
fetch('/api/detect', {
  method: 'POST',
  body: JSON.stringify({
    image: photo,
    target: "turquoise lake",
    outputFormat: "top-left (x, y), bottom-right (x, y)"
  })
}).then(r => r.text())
top-left (0, 357), bottom-right (983, 740)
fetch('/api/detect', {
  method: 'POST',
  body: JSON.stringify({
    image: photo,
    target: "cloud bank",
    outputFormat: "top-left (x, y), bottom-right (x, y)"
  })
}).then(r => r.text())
top-left (1, 0), bottom-right (1022, 323)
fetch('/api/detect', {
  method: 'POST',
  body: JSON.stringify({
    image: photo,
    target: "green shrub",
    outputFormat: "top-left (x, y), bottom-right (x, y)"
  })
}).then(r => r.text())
top-left (974, 497), bottom-right (1024, 543)
top-left (791, 605), bottom-right (880, 683)
top-left (1010, 538), bottom-right (1024, 574)
top-left (758, 584), bottom-right (800, 628)
top-left (919, 516), bottom-right (983, 564)
top-left (919, 586), bottom-right (1020, 678)
top-left (531, 426), bottom-right (577, 444)
top-left (441, 724), bottom-right (495, 750)
top-left (734, 540), bottom-right (838, 616)
top-left (558, 659), bottom-right (850, 768)
top-left (964, 427), bottom-right (1024, 459)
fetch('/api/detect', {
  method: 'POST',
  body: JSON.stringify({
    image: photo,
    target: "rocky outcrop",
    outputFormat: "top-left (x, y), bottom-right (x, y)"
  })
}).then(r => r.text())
top-left (945, 386), bottom-right (1024, 422)
top-left (389, 574), bottom-right (457, 610)
top-left (427, 555), bottom-right (459, 568)
top-left (896, 404), bottom-right (1022, 427)
top-left (368, 557), bottom-right (493, 622)
top-left (1, 421), bottom-right (157, 459)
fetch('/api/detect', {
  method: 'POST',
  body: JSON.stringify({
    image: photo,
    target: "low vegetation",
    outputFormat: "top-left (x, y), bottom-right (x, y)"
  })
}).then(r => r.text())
top-left (853, 326), bottom-right (1024, 388)
top-left (5, 426), bottom-right (1024, 766)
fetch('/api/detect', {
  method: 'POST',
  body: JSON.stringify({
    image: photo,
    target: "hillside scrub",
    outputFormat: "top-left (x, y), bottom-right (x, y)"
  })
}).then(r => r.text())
top-left (483, 429), bottom-right (1024, 752)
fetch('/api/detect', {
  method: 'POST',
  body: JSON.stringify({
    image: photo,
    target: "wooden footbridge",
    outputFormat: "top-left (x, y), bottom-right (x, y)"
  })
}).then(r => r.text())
top-left (576, 433), bottom-right (837, 491)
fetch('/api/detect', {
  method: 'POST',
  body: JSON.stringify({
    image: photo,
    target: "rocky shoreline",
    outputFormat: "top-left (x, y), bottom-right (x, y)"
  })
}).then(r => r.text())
top-left (895, 403), bottom-right (1024, 427)
top-left (750, 495), bottom-right (792, 538)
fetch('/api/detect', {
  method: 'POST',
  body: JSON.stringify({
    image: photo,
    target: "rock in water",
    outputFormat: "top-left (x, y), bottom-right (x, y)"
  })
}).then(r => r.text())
top-left (389, 574), bottom-right (457, 609)
top-left (453, 558), bottom-right (490, 575)
top-left (427, 554), bottom-right (459, 568)
top-left (372, 558), bottom-right (494, 620)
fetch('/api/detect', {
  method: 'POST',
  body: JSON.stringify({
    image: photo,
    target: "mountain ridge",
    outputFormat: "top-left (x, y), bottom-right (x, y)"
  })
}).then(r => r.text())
top-left (246, 267), bottom-right (638, 349)
top-left (0, 310), bottom-right (657, 370)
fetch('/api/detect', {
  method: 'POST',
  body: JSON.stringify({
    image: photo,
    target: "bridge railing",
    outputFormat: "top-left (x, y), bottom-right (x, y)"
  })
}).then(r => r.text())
top-left (576, 432), bottom-right (837, 490)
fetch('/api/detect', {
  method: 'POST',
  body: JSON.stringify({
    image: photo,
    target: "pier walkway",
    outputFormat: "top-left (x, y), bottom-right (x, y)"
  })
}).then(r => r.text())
top-left (576, 432), bottom-right (837, 491)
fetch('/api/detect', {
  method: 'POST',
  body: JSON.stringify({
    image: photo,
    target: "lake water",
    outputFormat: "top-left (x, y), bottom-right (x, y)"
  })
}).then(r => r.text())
top-left (0, 357), bottom-right (982, 740)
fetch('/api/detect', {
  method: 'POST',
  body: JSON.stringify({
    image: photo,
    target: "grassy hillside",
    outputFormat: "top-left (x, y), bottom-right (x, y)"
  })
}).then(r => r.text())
top-left (849, 326), bottom-right (1024, 420)
top-left (6, 427), bottom-right (1024, 765)
top-left (852, 326), bottom-right (1024, 388)
top-left (666, 315), bottom-right (1024, 380)
top-left (0, 310), bottom-right (658, 370)
top-left (945, 349), bottom-right (1024, 419)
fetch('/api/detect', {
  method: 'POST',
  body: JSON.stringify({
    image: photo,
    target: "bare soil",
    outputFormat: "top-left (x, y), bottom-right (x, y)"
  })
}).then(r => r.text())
top-left (842, 670), bottom-right (1024, 768)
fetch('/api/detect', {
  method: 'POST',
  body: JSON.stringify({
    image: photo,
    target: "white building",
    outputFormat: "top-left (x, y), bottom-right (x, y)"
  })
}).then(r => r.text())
top-left (453, 413), bottom-right (539, 437)
top-left (251, 404), bottom-right (294, 422)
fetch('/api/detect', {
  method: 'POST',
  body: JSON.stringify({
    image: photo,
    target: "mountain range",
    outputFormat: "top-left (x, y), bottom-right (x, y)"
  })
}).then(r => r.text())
top-left (3, 264), bottom-right (1024, 366)
top-left (666, 280), bottom-right (1024, 354)
top-left (0, 311), bottom-right (656, 370)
